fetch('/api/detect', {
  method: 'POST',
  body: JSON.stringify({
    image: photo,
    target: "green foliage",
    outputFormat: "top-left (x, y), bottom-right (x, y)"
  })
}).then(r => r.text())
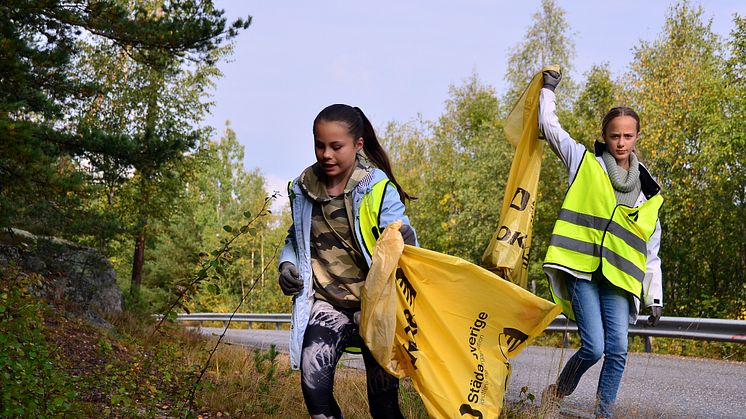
top-left (0, 266), bottom-right (76, 416)
top-left (142, 126), bottom-right (291, 314)
top-left (154, 189), bottom-right (276, 319)
top-left (0, 0), bottom-right (249, 244)
top-left (513, 385), bottom-right (537, 412)
top-left (252, 345), bottom-right (282, 415)
top-left (105, 125), bottom-right (292, 317)
top-left (384, 75), bottom-right (511, 262)
top-left (504, 0), bottom-right (577, 105)
top-left (120, 279), bottom-right (173, 316)
top-left (149, 191), bottom-right (290, 413)
top-left (51, 312), bottom-right (210, 418)
top-left (627, 2), bottom-right (744, 318)
top-left (561, 64), bottom-right (621, 146)
top-left (395, 378), bottom-right (427, 417)
top-left (723, 15), bottom-right (746, 319)
top-left (628, 336), bottom-right (746, 361)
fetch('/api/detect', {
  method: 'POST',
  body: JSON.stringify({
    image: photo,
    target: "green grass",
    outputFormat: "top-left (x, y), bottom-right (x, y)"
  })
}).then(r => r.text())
top-left (533, 330), bottom-right (746, 362)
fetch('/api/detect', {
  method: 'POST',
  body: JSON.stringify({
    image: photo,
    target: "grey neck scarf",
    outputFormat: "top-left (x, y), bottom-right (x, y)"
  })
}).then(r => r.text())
top-left (602, 150), bottom-right (641, 207)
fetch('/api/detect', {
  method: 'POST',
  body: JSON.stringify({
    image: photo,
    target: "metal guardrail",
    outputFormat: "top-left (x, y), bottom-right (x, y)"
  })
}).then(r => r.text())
top-left (546, 315), bottom-right (746, 351)
top-left (171, 313), bottom-right (746, 348)
top-left (546, 315), bottom-right (746, 343)
top-left (171, 312), bottom-right (291, 330)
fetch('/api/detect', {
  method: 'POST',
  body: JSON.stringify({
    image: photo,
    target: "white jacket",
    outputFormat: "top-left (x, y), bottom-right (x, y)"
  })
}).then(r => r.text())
top-left (539, 88), bottom-right (663, 323)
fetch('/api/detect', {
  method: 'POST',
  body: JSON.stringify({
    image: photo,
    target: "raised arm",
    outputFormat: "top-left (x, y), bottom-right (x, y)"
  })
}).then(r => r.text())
top-left (538, 71), bottom-right (588, 183)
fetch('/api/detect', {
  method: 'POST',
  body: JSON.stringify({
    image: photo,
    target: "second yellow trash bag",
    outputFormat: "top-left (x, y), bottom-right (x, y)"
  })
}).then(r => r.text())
top-left (481, 65), bottom-right (560, 288)
top-left (361, 221), bottom-right (561, 418)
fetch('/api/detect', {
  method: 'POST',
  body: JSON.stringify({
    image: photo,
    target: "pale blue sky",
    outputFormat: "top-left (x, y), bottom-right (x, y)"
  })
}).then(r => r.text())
top-left (203, 1), bottom-right (743, 195)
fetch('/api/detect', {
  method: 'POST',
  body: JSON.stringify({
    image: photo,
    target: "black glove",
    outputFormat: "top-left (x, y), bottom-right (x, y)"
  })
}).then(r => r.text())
top-left (543, 70), bottom-right (561, 91)
top-left (278, 262), bottom-right (302, 295)
top-left (647, 306), bottom-right (662, 327)
top-left (400, 224), bottom-right (416, 245)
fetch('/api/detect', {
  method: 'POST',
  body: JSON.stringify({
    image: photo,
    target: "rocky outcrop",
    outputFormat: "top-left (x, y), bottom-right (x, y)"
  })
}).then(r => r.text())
top-left (0, 228), bottom-right (122, 325)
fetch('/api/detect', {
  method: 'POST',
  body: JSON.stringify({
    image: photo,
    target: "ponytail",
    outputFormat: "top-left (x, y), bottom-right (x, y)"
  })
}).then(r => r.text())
top-left (313, 104), bottom-right (413, 202)
top-left (353, 107), bottom-right (413, 202)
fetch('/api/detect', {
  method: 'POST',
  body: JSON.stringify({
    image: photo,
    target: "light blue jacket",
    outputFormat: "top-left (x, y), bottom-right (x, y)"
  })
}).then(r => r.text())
top-left (279, 167), bottom-right (416, 370)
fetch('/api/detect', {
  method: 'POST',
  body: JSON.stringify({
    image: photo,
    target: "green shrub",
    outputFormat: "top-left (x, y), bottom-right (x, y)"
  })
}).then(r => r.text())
top-left (0, 266), bottom-right (76, 416)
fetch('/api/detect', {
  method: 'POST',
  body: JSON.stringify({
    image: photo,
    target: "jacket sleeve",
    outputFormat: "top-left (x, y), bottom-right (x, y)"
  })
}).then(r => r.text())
top-left (642, 219), bottom-right (663, 307)
top-left (279, 181), bottom-right (300, 271)
top-left (377, 183), bottom-right (419, 247)
top-left (278, 223), bottom-right (299, 271)
top-left (539, 88), bottom-right (588, 182)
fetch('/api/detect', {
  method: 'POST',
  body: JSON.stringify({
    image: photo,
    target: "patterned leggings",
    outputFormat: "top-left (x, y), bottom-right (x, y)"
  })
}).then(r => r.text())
top-left (301, 299), bottom-right (403, 419)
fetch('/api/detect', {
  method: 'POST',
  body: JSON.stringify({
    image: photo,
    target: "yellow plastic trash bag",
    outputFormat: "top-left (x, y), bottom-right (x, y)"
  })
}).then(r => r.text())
top-left (482, 65), bottom-right (560, 288)
top-left (361, 222), bottom-right (561, 418)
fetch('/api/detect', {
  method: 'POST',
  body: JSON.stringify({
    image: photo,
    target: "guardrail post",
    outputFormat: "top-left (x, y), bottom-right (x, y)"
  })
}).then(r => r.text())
top-left (644, 336), bottom-right (653, 353)
top-left (563, 331), bottom-right (569, 348)
top-left (248, 321), bottom-right (253, 330)
top-left (275, 322), bottom-right (281, 331)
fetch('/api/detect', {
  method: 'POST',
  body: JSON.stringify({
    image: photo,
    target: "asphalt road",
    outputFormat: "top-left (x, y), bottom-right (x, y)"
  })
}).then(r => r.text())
top-left (196, 327), bottom-right (746, 418)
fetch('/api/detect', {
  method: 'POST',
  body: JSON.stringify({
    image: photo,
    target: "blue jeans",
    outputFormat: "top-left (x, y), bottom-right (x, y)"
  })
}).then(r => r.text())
top-left (556, 274), bottom-right (630, 418)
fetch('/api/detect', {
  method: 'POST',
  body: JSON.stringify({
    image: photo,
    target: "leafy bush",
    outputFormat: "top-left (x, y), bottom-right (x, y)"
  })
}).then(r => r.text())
top-left (0, 266), bottom-right (76, 416)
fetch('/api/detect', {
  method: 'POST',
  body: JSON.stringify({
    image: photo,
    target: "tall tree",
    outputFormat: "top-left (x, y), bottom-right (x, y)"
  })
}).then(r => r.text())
top-left (384, 76), bottom-right (510, 262)
top-left (1, 1), bottom-right (249, 242)
top-left (143, 126), bottom-right (290, 313)
top-left (59, 1), bottom-right (250, 300)
top-left (627, 2), bottom-right (739, 317)
top-left (380, 117), bottom-right (431, 208)
top-left (503, 0), bottom-right (576, 106)
top-left (718, 14), bottom-right (746, 317)
top-left (501, 0), bottom-right (576, 295)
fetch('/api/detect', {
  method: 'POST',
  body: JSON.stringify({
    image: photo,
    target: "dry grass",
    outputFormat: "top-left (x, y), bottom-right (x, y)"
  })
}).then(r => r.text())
top-left (137, 324), bottom-right (570, 418)
top-left (135, 322), bottom-right (426, 418)
top-left (179, 338), bottom-right (428, 418)
top-left (108, 314), bottom-right (727, 418)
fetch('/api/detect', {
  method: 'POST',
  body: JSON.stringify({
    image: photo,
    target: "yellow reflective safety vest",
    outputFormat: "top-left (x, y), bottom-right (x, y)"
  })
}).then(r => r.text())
top-left (544, 152), bottom-right (663, 320)
top-left (357, 179), bottom-right (393, 258)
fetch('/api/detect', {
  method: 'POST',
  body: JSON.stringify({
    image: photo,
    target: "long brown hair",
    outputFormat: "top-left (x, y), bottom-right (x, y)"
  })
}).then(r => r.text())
top-left (313, 104), bottom-right (413, 202)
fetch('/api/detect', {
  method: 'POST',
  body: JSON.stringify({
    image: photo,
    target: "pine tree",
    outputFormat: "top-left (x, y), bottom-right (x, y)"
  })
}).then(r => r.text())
top-left (0, 0), bottom-right (250, 301)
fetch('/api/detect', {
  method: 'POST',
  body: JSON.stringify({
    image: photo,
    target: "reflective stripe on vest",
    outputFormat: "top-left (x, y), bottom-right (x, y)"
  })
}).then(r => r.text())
top-left (545, 152), bottom-right (663, 318)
